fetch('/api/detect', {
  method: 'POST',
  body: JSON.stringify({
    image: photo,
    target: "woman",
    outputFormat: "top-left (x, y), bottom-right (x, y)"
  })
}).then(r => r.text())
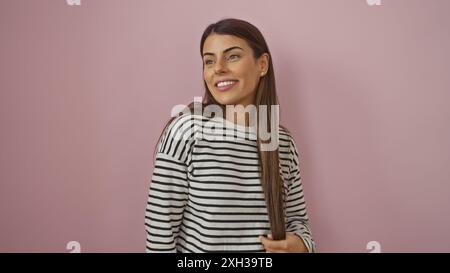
top-left (145, 18), bottom-right (315, 253)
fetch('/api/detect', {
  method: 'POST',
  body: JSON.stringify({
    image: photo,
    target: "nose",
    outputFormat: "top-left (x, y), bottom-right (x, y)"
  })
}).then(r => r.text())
top-left (214, 58), bottom-right (228, 74)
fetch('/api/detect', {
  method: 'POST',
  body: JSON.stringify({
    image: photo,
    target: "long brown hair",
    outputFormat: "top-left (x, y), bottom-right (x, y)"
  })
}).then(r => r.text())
top-left (156, 18), bottom-right (286, 240)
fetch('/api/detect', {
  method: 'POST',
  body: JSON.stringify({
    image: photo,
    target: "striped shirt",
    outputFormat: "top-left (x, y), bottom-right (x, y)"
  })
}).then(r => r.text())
top-left (145, 113), bottom-right (315, 253)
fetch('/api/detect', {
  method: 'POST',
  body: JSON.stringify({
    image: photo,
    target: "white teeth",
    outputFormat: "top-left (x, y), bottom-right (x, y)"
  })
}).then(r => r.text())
top-left (217, 81), bottom-right (236, 87)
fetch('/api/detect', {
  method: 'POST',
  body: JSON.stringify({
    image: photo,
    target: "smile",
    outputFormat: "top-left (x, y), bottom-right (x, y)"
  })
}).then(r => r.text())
top-left (215, 80), bottom-right (238, 92)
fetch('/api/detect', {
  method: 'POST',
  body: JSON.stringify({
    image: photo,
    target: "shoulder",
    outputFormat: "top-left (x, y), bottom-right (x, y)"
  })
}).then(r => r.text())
top-left (162, 113), bottom-right (206, 139)
top-left (278, 125), bottom-right (300, 167)
top-left (157, 113), bottom-right (203, 160)
top-left (167, 112), bottom-right (201, 130)
top-left (279, 126), bottom-right (298, 152)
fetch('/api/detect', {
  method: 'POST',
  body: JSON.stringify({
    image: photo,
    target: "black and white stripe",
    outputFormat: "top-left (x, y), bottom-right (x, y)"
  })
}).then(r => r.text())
top-left (145, 114), bottom-right (315, 253)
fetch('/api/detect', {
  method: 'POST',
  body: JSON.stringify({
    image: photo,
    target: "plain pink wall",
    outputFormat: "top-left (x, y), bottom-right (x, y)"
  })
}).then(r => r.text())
top-left (1, 0), bottom-right (449, 252)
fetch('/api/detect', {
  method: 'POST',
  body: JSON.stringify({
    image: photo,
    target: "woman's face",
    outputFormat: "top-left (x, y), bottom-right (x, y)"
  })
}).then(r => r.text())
top-left (202, 34), bottom-right (269, 107)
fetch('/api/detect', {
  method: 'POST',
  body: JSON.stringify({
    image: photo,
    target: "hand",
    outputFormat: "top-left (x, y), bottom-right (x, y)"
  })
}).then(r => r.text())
top-left (259, 232), bottom-right (308, 253)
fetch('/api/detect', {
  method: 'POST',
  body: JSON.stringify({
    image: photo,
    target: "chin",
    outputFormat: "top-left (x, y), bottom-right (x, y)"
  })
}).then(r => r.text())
top-left (212, 94), bottom-right (241, 106)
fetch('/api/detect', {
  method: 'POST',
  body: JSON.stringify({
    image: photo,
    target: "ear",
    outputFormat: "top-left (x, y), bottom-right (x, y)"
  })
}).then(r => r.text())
top-left (258, 53), bottom-right (270, 77)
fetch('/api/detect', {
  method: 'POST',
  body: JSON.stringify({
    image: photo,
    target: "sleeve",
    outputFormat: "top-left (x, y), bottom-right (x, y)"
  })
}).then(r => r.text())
top-left (285, 137), bottom-right (316, 253)
top-left (145, 115), bottom-right (195, 253)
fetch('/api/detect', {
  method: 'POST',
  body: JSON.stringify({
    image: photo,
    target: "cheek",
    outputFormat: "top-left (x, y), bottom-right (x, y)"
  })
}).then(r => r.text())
top-left (203, 70), bottom-right (212, 87)
top-left (235, 63), bottom-right (258, 89)
top-left (205, 69), bottom-right (215, 82)
top-left (240, 72), bottom-right (258, 91)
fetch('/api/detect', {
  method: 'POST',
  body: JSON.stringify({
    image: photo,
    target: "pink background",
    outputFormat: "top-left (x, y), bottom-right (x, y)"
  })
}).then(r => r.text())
top-left (1, 0), bottom-right (449, 252)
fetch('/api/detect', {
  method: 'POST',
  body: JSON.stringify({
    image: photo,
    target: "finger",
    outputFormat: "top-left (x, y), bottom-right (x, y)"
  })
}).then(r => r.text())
top-left (259, 235), bottom-right (285, 251)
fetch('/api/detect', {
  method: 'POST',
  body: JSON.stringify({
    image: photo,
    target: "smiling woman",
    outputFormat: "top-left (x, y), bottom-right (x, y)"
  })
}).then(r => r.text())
top-left (145, 18), bottom-right (315, 253)
top-left (202, 37), bottom-right (268, 107)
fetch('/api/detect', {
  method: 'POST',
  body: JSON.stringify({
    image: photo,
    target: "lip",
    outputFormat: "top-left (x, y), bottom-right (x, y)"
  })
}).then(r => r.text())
top-left (214, 79), bottom-right (239, 92)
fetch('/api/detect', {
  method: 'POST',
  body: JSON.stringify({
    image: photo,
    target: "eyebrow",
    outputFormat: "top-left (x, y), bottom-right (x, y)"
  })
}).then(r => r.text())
top-left (202, 46), bottom-right (244, 57)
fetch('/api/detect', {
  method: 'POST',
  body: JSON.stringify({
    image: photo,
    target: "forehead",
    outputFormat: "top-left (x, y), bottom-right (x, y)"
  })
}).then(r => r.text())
top-left (202, 34), bottom-right (249, 53)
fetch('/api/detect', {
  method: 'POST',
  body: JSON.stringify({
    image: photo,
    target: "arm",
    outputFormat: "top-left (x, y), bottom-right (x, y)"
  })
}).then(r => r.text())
top-left (259, 169), bottom-right (315, 253)
top-left (284, 138), bottom-right (316, 253)
top-left (145, 152), bottom-right (188, 252)
top-left (259, 136), bottom-right (316, 253)
top-left (145, 115), bottom-right (194, 252)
